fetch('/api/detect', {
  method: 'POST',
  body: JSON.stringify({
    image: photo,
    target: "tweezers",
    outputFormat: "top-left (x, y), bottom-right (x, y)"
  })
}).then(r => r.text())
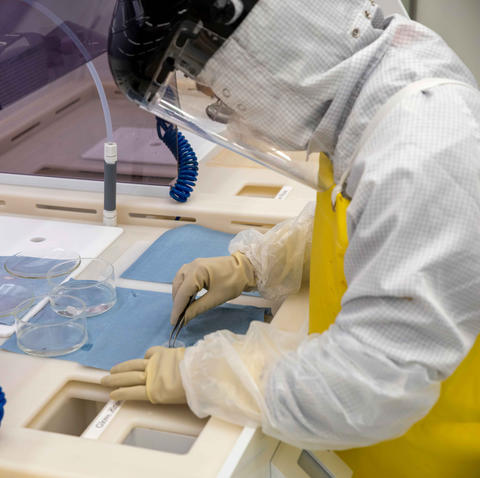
top-left (169, 295), bottom-right (195, 348)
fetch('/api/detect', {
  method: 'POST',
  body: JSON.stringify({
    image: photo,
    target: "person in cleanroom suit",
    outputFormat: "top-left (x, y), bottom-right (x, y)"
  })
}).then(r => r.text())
top-left (102, 1), bottom-right (480, 476)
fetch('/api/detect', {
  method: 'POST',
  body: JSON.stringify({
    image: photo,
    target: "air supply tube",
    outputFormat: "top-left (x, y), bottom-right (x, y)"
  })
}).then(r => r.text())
top-left (18, 0), bottom-right (117, 226)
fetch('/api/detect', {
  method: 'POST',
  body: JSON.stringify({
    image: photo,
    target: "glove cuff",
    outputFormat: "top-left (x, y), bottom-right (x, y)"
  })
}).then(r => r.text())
top-left (232, 251), bottom-right (257, 291)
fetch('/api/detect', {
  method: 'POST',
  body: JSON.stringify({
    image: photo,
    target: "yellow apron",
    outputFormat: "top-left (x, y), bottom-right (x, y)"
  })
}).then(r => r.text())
top-left (309, 185), bottom-right (480, 477)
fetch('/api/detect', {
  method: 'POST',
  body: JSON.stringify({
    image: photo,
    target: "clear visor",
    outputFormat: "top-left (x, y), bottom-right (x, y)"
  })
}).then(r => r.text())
top-left (138, 25), bottom-right (333, 191)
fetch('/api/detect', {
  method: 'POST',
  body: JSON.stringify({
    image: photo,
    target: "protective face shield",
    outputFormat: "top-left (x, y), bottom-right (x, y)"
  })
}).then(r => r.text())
top-left (108, 0), bottom-right (336, 190)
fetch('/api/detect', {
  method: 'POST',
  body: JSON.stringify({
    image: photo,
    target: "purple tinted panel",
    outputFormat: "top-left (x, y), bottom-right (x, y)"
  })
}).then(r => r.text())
top-left (0, 0), bottom-right (115, 109)
top-left (0, 1), bottom-right (180, 187)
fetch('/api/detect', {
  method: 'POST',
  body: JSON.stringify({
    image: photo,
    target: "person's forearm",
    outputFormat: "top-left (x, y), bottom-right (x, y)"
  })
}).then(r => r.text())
top-left (180, 320), bottom-right (440, 451)
top-left (229, 202), bottom-right (314, 302)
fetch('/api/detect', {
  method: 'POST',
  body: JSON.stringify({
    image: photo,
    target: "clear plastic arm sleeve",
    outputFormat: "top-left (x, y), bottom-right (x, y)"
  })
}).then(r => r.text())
top-left (228, 202), bottom-right (315, 303)
top-left (180, 320), bottom-right (442, 450)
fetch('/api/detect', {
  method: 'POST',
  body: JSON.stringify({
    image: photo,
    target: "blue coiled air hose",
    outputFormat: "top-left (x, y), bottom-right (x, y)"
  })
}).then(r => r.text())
top-left (156, 117), bottom-right (198, 203)
top-left (0, 386), bottom-right (5, 426)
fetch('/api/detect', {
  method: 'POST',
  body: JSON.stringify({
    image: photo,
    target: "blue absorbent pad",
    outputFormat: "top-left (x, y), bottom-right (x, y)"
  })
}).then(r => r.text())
top-left (121, 224), bottom-right (235, 283)
top-left (1, 287), bottom-right (264, 370)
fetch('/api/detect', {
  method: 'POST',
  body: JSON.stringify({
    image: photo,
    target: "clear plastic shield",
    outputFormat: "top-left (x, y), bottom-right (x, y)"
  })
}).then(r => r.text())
top-left (109, 16), bottom-right (332, 191)
top-left (143, 69), bottom-right (329, 191)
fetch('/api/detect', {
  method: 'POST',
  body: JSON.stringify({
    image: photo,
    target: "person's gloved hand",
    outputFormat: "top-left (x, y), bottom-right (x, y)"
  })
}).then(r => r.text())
top-left (101, 346), bottom-right (186, 404)
top-left (171, 251), bottom-right (256, 325)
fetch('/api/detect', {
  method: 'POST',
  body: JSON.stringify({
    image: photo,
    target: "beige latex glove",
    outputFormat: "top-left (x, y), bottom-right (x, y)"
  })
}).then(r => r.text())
top-left (101, 346), bottom-right (186, 404)
top-left (170, 252), bottom-right (256, 325)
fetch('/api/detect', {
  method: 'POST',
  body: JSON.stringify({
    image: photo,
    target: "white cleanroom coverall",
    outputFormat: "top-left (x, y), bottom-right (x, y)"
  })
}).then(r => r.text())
top-left (180, 0), bottom-right (480, 451)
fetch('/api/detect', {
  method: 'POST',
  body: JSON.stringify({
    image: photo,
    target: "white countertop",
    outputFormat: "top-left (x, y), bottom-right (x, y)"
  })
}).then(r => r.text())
top-left (0, 159), bottom-right (311, 477)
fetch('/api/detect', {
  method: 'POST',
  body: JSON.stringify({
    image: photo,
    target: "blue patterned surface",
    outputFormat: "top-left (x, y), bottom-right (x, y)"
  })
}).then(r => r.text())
top-left (121, 225), bottom-right (234, 283)
top-left (1, 287), bottom-right (265, 370)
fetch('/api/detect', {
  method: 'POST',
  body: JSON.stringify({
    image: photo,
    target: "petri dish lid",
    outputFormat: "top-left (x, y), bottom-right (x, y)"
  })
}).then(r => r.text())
top-left (4, 247), bottom-right (81, 279)
top-left (0, 282), bottom-right (33, 317)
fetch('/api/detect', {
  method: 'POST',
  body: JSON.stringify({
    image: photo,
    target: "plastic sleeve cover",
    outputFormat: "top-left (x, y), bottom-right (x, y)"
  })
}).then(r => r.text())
top-left (229, 202), bottom-right (315, 305)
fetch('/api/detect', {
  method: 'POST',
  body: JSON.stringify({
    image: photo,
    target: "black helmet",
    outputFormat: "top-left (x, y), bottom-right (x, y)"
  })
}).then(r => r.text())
top-left (108, 0), bottom-right (257, 103)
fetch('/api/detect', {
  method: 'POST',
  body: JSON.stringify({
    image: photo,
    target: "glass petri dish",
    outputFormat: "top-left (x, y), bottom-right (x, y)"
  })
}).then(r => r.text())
top-left (0, 282), bottom-right (33, 326)
top-left (47, 258), bottom-right (116, 317)
top-left (5, 247), bottom-right (80, 279)
top-left (15, 294), bottom-right (87, 357)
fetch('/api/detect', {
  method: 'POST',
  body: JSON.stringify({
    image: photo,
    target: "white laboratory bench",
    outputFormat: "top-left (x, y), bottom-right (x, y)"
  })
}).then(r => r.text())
top-left (0, 155), bottom-right (352, 477)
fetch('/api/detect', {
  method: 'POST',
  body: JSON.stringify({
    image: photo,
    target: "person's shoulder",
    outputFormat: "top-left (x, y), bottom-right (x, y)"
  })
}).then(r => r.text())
top-left (372, 83), bottom-right (480, 165)
top-left (351, 85), bottom-right (480, 196)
